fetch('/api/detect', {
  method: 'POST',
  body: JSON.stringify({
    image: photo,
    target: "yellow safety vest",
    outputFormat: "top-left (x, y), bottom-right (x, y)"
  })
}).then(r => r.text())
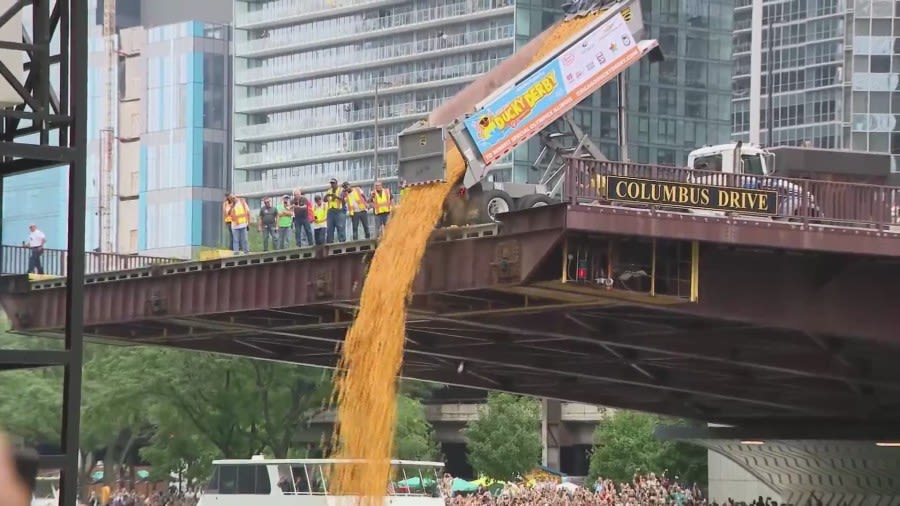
top-left (325, 188), bottom-right (342, 210)
top-left (400, 187), bottom-right (409, 202)
top-left (230, 200), bottom-right (249, 226)
top-left (313, 203), bottom-right (327, 225)
top-left (346, 189), bottom-right (366, 216)
top-left (373, 190), bottom-right (391, 215)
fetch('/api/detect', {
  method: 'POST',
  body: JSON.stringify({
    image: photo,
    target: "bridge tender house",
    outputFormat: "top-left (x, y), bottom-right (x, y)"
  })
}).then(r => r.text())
top-left (604, 176), bottom-right (778, 214)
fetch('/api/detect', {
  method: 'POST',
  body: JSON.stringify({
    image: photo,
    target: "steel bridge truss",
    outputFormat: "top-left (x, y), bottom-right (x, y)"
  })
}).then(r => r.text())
top-left (0, 0), bottom-right (88, 505)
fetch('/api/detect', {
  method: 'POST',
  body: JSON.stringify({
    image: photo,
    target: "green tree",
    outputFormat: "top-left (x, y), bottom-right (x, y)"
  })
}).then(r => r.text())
top-left (587, 410), bottom-right (707, 486)
top-left (464, 392), bottom-right (541, 481)
top-left (393, 395), bottom-right (440, 461)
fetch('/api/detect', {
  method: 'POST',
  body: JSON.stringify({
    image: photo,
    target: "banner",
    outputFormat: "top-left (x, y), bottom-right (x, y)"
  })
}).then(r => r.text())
top-left (463, 13), bottom-right (640, 164)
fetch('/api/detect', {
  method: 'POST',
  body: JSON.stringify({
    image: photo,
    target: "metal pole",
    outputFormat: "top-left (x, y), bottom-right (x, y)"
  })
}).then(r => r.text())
top-left (60, 0), bottom-right (88, 504)
top-left (373, 82), bottom-right (379, 180)
top-left (749, 0), bottom-right (763, 144)
top-left (766, 23), bottom-right (775, 146)
top-left (616, 73), bottom-right (628, 161)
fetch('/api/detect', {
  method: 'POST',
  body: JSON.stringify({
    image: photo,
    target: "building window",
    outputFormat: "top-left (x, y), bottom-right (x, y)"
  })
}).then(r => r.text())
top-left (203, 142), bottom-right (226, 189)
top-left (871, 55), bottom-right (891, 73)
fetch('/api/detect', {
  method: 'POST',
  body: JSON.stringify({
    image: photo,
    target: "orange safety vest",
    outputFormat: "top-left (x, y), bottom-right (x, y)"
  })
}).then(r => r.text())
top-left (373, 189), bottom-right (391, 215)
top-left (313, 203), bottom-right (327, 225)
top-left (346, 189), bottom-right (366, 216)
top-left (230, 199), bottom-right (249, 226)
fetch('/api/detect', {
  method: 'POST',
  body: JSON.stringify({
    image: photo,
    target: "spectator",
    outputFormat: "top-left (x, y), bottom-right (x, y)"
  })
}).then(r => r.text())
top-left (345, 182), bottom-right (370, 241)
top-left (276, 195), bottom-right (293, 249)
top-left (292, 188), bottom-right (314, 248)
top-left (312, 195), bottom-right (327, 245)
top-left (23, 224), bottom-right (46, 275)
top-left (370, 180), bottom-right (393, 237)
top-left (221, 193), bottom-right (234, 249)
top-left (324, 178), bottom-right (347, 243)
top-left (258, 197), bottom-right (278, 252)
top-left (224, 193), bottom-right (250, 254)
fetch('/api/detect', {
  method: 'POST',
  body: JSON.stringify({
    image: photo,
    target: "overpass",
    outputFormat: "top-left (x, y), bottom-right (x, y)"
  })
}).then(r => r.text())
top-left (3, 159), bottom-right (900, 500)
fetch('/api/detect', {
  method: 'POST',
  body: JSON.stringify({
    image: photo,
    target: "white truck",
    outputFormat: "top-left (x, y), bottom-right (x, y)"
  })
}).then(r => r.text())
top-left (686, 141), bottom-right (822, 219)
top-left (396, 0), bottom-right (663, 225)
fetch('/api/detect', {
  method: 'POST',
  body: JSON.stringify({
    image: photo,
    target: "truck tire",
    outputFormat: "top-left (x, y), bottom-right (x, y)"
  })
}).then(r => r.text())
top-left (477, 190), bottom-right (514, 223)
top-left (516, 194), bottom-right (555, 210)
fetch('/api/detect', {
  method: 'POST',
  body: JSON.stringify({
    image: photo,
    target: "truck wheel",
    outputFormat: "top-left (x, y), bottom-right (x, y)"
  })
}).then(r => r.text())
top-left (517, 194), bottom-right (555, 210)
top-left (477, 190), bottom-right (514, 223)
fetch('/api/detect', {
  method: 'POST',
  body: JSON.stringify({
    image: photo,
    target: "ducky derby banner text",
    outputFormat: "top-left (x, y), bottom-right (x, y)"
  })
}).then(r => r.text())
top-left (604, 176), bottom-right (779, 214)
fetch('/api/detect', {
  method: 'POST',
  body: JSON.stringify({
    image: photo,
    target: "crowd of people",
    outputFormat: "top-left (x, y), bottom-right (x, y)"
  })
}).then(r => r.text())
top-left (222, 178), bottom-right (398, 254)
top-left (84, 489), bottom-right (198, 506)
top-left (442, 472), bottom-right (788, 506)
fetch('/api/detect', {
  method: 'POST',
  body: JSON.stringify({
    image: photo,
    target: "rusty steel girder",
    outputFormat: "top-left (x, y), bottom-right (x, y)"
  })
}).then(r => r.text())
top-left (0, 212), bottom-right (567, 332)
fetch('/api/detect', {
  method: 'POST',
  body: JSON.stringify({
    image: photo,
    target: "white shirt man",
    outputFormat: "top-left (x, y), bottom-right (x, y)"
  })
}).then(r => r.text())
top-left (25, 224), bottom-right (46, 274)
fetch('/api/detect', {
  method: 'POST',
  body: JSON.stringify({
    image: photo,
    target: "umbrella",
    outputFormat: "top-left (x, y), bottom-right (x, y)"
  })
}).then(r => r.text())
top-left (136, 470), bottom-right (150, 481)
top-left (90, 471), bottom-right (104, 482)
top-left (450, 478), bottom-right (478, 494)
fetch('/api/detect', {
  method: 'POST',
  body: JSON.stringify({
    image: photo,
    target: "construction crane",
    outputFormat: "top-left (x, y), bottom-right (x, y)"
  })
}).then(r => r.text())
top-left (98, 0), bottom-right (116, 252)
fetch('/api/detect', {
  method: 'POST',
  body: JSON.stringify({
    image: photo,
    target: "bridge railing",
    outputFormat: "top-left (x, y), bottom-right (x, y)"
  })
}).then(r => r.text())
top-left (0, 245), bottom-right (181, 277)
top-left (565, 159), bottom-right (900, 229)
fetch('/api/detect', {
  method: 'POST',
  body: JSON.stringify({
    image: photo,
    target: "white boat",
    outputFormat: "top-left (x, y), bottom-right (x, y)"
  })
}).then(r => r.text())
top-left (197, 456), bottom-right (445, 506)
top-left (31, 475), bottom-right (59, 506)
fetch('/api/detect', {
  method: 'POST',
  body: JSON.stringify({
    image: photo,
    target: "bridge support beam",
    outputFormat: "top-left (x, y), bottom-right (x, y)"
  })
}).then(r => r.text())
top-left (541, 398), bottom-right (563, 471)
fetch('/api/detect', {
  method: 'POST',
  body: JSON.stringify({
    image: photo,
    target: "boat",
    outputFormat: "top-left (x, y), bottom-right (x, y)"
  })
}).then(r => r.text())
top-left (197, 456), bottom-right (445, 506)
top-left (31, 475), bottom-right (59, 506)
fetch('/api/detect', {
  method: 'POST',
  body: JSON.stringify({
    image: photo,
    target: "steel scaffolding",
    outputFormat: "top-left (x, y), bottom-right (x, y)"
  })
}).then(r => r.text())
top-left (0, 0), bottom-right (88, 505)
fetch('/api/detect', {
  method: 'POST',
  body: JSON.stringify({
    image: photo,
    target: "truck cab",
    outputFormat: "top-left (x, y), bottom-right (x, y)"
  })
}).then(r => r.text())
top-left (686, 142), bottom-right (820, 218)
top-left (687, 142), bottom-right (774, 177)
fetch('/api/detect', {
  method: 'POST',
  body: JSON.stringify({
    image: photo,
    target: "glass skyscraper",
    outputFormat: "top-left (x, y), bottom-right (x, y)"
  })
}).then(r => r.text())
top-left (732, 0), bottom-right (900, 173)
top-left (232, 0), bottom-right (733, 197)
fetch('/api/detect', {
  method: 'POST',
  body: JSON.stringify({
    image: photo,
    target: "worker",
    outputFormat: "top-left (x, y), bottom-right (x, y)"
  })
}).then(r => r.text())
top-left (222, 193), bottom-right (234, 249)
top-left (276, 195), bottom-right (293, 249)
top-left (225, 193), bottom-right (250, 254)
top-left (291, 188), bottom-right (313, 247)
top-left (312, 195), bottom-right (327, 245)
top-left (370, 180), bottom-right (393, 237)
top-left (258, 197), bottom-right (278, 252)
top-left (399, 186), bottom-right (409, 205)
top-left (344, 182), bottom-right (370, 241)
top-left (324, 178), bottom-right (346, 243)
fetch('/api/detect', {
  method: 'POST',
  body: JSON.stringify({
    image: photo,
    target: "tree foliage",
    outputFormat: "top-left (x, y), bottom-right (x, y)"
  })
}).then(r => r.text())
top-left (464, 392), bottom-right (541, 481)
top-left (393, 395), bottom-right (440, 461)
top-left (0, 317), bottom-right (443, 490)
top-left (588, 410), bottom-right (707, 486)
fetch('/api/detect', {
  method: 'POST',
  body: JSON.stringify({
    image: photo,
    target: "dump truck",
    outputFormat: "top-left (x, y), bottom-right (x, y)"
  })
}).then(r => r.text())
top-left (396, 0), bottom-right (662, 224)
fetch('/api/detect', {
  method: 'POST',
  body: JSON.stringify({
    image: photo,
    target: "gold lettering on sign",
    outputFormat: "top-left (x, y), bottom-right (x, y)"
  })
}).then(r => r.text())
top-left (607, 176), bottom-right (775, 214)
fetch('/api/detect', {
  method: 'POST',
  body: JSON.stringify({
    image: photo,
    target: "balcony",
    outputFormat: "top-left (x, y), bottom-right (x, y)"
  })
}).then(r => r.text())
top-left (235, 134), bottom-right (398, 171)
top-left (235, 98), bottom-right (440, 142)
top-left (236, 25), bottom-right (513, 86)
top-left (236, 2), bottom-right (513, 59)
top-left (235, 57), bottom-right (503, 114)
top-left (234, 165), bottom-right (397, 197)
top-left (236, 0), bottom-right (405, 31)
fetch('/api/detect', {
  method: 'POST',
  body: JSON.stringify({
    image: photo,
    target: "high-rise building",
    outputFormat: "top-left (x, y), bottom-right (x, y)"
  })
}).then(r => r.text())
top-left (732, 0), bottom-right (900, 170)
top-left (232, 0), bottom-right (733, 198)
top-left (111, 22), bottom-right (232, 258)
top-left (2, 0), bottom-right (233, 255)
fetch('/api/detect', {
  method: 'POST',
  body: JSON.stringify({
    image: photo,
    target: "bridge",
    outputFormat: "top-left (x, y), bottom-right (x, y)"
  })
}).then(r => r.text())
top-left (3, 158), bottom-right (900, 501)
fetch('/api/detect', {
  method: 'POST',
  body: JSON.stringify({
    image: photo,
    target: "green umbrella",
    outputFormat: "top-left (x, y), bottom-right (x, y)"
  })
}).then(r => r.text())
top-left (90, 471), bottom-right (104, 482)
top-left (136, 470), bottom-right (150, 480)
top-left (450, 478), bottom-right (478, 494)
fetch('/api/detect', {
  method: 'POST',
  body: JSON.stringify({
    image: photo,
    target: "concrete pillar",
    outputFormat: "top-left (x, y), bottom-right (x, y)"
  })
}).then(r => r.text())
top-left (541, 398), bottom-right (562, 470)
